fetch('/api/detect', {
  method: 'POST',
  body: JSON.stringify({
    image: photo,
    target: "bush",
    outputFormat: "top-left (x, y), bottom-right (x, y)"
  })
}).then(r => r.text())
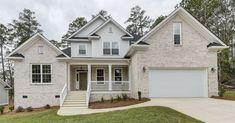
top-left (26, 107), bottom-right (33, 112)
top-left (15, 106), bottom-right (24, 113)
top-left (9, 106), bottom-right (14, 112)
top-left (44, 104), bottom-right (50, 109)
top-left (117, 95), bottom-right (122, 101)
top-left (122, 94), bottom-right (128, 101)
top-left (110, 97), bottom-right (114, 103)
top-left (0, 106), bottom-right (4, 114)
top-left (219, 85), bottom-right (226, 97)
top-left (101, 97), bottom-right (104, 102)
top-left (138, 91), bottom-right (142, 101)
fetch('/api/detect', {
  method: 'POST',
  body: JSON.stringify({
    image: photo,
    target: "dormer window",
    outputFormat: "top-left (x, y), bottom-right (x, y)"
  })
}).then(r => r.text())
top-left (173, 22), bottom-right (182, 45)
top-left (38, 46), bottom-right (43, 54)
top-left (78, 44), bottom-right (86, 55)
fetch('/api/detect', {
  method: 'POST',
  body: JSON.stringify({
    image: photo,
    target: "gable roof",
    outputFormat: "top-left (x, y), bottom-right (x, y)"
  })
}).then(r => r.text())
top-left (7, 33), bottom-right (70, 59)
top-left (0, 79), bottom-right (11, 89)
top-left (88, 18), bottom-right (133, 38)
top-left (57, 47), bottom-right (71, 57)
top-left (134, 7), bottom-right (228, 49)
top-left (67, 15), bottom-right (106, 40)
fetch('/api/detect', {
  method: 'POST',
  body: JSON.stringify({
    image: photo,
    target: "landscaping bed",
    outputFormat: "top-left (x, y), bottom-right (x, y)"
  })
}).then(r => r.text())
top-left (211, 90), bottom-right (235, 101)
top-left (89, 98), bottom-right (150, 109)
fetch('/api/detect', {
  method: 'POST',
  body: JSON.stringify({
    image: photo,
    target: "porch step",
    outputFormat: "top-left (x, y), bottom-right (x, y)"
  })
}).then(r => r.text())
top-left (62, 91), bottom-right (87, 108)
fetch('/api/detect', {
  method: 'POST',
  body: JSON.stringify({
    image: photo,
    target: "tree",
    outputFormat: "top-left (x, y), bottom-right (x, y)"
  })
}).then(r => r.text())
top-left (125, 5), bottom-right (153, 36)
top-left (8, 9), bottom-right (42, 47)
top-left (151, 15), bottom-right (167, 29)
top-left (92, 10), bottom-right (111, 19)
top-left (0, 24), bottom-right (8, 81)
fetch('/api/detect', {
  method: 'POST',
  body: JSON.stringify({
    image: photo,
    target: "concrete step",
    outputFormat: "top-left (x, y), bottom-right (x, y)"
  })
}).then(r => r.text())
top-left (62, 104), bottom-right (87, 107)
top-left (65, 99), bottom-right (86, 101)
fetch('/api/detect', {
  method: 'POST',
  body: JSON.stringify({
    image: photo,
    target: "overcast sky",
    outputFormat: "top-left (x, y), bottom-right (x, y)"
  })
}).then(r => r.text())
top-left (0, 0), bottom-right (181, 41)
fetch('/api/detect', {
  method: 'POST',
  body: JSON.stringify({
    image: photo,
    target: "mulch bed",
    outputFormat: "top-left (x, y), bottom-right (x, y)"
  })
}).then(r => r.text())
top-left (2, 106), bottom-right (59, 115)
top-left (211, 96), bottom-right (235, 101)
top-left (89, 98), bottom-right (150, 109)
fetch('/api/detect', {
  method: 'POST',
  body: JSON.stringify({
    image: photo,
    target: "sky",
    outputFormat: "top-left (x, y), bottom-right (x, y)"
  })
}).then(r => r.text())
top-left (0, 0), bottom-right (181, 41)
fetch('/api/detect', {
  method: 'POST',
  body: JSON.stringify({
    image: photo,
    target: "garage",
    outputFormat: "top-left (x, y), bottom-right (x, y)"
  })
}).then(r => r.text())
top-left (148, 69), bottom-right (208, 97)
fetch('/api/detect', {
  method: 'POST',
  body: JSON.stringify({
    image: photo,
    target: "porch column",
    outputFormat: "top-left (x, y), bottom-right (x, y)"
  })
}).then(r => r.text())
top-left (109, 64), bottom-right (112, 91)
top-left (67, 63), bottom-right (70, 91)
top-left (88, 64), bottom-right (91, 86)
top-left (128, 64), bottom-right (131, 91)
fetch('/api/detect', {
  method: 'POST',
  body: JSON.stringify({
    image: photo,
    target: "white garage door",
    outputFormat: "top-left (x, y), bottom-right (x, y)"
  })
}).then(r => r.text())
top-left (149, 69), bottom-right (208, 97)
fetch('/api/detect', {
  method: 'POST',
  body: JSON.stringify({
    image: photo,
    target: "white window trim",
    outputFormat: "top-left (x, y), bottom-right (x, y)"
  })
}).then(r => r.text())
top-left (102, 41), bottom-right (119, 56)
top-left (114, 68), bottom-right (123, 85)
top-left (173, 22), bottom-right (182, 45)
top-left (30, 64), bottom-right (52, 85)
top-left (38, 46), bottom-right (44, 54)
top-left (96, 68), bottom-right (105, 85)
top-left (78, 44), bottom-right (87, 55)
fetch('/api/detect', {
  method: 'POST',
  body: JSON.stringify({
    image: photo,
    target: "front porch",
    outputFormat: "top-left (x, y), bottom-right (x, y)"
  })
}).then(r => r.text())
top-left (69, 64), bottom-right (130, 92)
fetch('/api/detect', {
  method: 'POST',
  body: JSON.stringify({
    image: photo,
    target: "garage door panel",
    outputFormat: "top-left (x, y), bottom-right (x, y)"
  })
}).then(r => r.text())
top-left (149, 69), bottom-right (208, 97)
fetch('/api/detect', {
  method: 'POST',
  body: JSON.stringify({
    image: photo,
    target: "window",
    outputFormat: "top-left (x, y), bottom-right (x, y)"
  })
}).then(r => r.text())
top-left (103, 42), bottom-right (111, 55)
top-left (78, 44), bottom-right (86, 55)
top-left (38, 46), bottom-right (43, 54)
top-left (96, 68), bottom-right (105, 84)
top-left (32, 64), bottom-right (51, 84)
top-left (173, 23), bottom-right (182, 45)
top-left (112, 42), bottom-right (119, 55)
top-left (103, 42), bottom-right (119, 55)
top-left (114, 68), bottom-right (122, 84)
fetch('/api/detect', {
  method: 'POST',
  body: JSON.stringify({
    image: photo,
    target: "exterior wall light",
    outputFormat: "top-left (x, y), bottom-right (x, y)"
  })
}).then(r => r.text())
top-left (211, 67), bottom-right (216, 73)
top-left (143, 66), bottom-right (146, 72)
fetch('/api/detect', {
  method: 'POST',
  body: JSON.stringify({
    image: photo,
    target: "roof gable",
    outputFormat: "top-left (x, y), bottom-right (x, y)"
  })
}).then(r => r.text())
top-left (7, 33), bottom-right (69, 59)
top-left (134, 7), bottom-right (228, 48)
top-left (67, 15), bottom-right (106, 39)
top-left (88, 18), bottom-right (133, 38)
top-left (0, 79), bottom-right (11, 89)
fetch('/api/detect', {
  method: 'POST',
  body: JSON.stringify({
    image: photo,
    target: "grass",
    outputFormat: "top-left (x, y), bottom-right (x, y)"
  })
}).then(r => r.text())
top-left (223, 90), bottom-right (235, 99)
top-left (0, 106), bottom-right (203, 123)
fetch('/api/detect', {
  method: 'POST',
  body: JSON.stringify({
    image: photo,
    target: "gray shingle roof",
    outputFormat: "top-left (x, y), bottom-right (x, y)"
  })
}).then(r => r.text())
top-left (207, 42), bottom-right (223, 48)
top-left (57, 47), bottom-right (71, 57)
top-left (10, 53), bottom-right (25, 58)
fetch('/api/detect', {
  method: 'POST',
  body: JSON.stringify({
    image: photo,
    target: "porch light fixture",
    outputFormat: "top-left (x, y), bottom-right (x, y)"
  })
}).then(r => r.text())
top-left (143, 66), bottom-right (146, 72)
top-left (211, 67), bottom-right (216, 73)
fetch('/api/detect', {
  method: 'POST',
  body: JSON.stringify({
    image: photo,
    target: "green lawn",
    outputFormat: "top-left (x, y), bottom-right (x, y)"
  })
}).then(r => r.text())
top-left (223, 90), bottom-right (235, 99)
top-left (0, 106), bottom-right (203, 123)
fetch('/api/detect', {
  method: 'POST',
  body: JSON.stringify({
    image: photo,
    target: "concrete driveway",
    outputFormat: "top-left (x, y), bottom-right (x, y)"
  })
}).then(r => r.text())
top-left (58, 98), bottom-right (235, 123)
top-left (148, 98), bottom-right (235, 123)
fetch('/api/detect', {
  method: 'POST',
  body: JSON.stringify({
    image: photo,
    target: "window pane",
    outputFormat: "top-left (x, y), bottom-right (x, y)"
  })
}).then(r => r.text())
top-left (103, 42), bottom-right (110, 49)
top-left (173, 23), bottom-right (181, 34)
top-left (97, 69), bottom-right (104, 81)
top-left (112, 49), bottom-right (119, 55)
top-left (32, 74), bottom-right (41, 83)
top-left (79, 45), bottom-right (86, 55)
top-left (115, 69), bottom-right (121, 76)
top-left (114, 69), bottom-right (122, 81)
top-left (43, 74), bottom-right (51, 83)
top-left (103, 42), bottom-right (111, 55)
top-left (103, 49), bottom-right (110, 55)
top-left (32, 65), bottom-right (40, 73)
top-left (112, 42), bottom-right (118, 49)
top-left (174, 34), bottom-right (181, 44)
top-left (42, 65), bottom-right (51, 73)
top-left (97, 77), bottom-right (104, 81)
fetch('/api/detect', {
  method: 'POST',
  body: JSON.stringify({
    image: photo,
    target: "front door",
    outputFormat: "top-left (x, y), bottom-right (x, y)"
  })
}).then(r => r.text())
top-left (79, 72), bottom-right (87, 90)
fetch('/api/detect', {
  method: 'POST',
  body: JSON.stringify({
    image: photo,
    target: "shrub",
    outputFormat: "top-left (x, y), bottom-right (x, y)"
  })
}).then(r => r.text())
top-left (122, 94), bottom-right (128, 101)
top-left (0, 106), bottom-right (4, 114)
top-left (138, 91), bottom-right (142, 101)
top-left (218, 85), bottom-right (226, 97)
top-left (110, 97), bottom-right (114, 103)
top-left (101, 97), bottom-right (104, 102)
top-left (9, 106), bottom-right (14, 112)
top-left (117, 95), bottom-right (122, 101)
top-left (44, 104), bottom-right (51, 109)
top-left (15, 106), bottom-right (24, 113)
top-left (26, 107), bottom-right (33, 112)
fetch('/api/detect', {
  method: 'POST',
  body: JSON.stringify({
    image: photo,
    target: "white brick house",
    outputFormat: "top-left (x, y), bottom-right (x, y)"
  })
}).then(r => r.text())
top-left (7, 7), bottom-right (228, 109)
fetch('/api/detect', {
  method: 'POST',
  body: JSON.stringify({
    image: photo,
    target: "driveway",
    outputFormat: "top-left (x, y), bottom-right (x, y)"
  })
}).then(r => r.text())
top-left (148, 98), bottom-right (235, 123)
top-left (58, 98), bottom-right (235, 123)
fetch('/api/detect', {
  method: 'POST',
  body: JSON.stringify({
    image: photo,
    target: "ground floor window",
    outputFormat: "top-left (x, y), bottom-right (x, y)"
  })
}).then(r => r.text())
top-left (96, 68), bottom-right (105, 84)
top-left (32, 64), bottom-right (51, 84)
top-left (114, 68), bottom-right (122, 84)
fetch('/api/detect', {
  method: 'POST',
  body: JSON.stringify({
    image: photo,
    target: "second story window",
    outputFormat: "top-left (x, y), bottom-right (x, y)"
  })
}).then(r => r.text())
top-left (103, 42), bottom-right (119, 55)
top-left (173, 22), bottom-right (182, 45)
top-left (78, 44), bottom-right (86, 55)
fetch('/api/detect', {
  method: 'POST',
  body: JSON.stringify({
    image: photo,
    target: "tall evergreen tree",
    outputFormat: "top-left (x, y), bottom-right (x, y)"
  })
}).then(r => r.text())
top-left (8, 9), bottom-right (42, 47)
top-left (151, 15), bottom-right (167, 29)
top-left (0, 24), bottom-right (8, 81)
top-left (125, 5), bottom-right (153, 36)
top-left (92, 10), bottom-right (111, 19)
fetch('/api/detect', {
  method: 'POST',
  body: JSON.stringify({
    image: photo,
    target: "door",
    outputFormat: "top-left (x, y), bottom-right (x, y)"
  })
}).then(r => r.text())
top-left (79, 72), bottom-right (87, 90)
top-left (148, 69), bottom-right (208, 97)
top-left (75, 72), bottom-right (80, 90)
